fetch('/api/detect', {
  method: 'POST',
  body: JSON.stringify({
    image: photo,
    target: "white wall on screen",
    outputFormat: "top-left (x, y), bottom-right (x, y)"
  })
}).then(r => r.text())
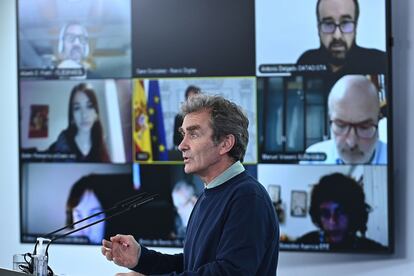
top-left (104, 79), bottom-right (125, 162)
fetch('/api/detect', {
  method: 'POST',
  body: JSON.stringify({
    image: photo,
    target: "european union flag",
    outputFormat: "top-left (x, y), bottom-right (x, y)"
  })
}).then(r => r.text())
top-left (147, 80), bottom-right (168, 160)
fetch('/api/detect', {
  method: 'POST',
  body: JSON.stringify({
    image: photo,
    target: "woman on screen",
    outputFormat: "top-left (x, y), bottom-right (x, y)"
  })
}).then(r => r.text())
top-left (66, 175), bottom-right (106, 245)
top-left (48, 83), bottom-right (110, 162)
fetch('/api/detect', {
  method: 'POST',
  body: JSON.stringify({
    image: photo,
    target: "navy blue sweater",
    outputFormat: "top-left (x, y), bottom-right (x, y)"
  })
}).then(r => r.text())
top-left (134, 171), bottom-right (279, 275)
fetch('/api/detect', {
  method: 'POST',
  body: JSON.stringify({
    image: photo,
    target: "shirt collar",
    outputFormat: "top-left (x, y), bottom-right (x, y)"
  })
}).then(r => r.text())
top-left (205, 161), bottom-right (245, 189)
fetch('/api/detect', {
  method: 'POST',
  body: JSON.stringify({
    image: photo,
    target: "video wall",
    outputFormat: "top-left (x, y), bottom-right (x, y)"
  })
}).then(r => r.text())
top-left (18, 0), bottom-right (392, 253)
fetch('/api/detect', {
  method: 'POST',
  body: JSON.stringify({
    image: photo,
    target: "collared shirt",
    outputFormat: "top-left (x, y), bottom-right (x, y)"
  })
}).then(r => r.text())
top-left (205, 161), bottom-right (245, 189)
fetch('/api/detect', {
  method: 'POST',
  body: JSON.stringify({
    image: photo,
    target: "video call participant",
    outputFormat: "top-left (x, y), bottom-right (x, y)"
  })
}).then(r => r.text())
top-left (48, 83), bottom-right (110, 162)
top-left (171, 180), bottom-right (198, 239)
top-left (102, 94), bottom-right (279, 275)
top-left (297, 0), bottom-right (386, 81)
top-left (57, 22), bottom-right (92, 73)
top-left (303, 75), bottom-right (387, 164)
top-left (297, 173), bottom-right (386, 251)
top-left (66, 175), bottom-right (106, 245)
top-left (173, 85), bottom-right (201, 148)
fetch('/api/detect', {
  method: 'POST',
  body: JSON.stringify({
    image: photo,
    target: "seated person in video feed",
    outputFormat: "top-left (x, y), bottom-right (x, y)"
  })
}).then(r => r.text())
top-left (66, 175), bottom-right (106, 245)
top-left (173, 85), bottom-right (201, 148)
top-left (297, 0), bottom-right (386, 80)
top-left (56, 22), bottom-right (92, 75)
top-left (48, 83), bottom-right (110, 162)
top-left (302, 75), bottom-right (387, 164)
top-left (297, 173), bottom-right (386, 251)
top-left (171, 180), bottom-right (198, 239)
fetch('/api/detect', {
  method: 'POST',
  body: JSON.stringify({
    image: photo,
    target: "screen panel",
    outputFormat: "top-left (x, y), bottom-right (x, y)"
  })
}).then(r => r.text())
top-left (17, 0), bottom-right (392, 254)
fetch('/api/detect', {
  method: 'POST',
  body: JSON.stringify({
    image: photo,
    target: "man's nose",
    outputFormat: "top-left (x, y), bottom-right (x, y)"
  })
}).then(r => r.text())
top-left (72, 36), bottom-right (83, 45)
top-left (333, 26), bottom-right (342, 39)
top-left (345, 127), bottom-right (358, 148)
top-left (178, 136), bottom-right (188, 152)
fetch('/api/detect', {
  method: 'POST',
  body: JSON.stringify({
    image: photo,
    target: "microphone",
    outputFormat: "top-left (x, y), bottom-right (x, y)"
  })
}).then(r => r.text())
top-left (18, 192), bottom-right (158, 275)
top-left (45, 192), bottom-right (151, 239)
top-left (46, 192), bottom-right (158, 251)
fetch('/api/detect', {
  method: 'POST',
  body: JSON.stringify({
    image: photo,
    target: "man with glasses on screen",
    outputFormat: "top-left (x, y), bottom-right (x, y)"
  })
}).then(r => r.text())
top-left (303, 75), bottom-right (387, 165)
top-left (296, 0), bottom-right (386, 76)
top-left (57, 22), bottom-right (91, 71)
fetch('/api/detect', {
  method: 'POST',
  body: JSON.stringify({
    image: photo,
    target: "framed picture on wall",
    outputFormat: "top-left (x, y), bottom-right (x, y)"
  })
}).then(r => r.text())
top-left (267, 184), bottom-right (281, 204)
top-left (290, 190), bottom-right (307, 217)
top-left (28, 104), bottom-right (48, 138)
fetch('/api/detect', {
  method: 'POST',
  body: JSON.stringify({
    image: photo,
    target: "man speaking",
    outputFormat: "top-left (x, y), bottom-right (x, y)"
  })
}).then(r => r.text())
top-left (102, 94), bottom-right (279, 275)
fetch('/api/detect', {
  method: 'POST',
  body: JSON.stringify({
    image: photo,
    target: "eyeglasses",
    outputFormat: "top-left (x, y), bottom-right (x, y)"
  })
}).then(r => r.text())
top-left (330, 120), bottom-right (378, 139)
top-left (64, 33), bottom-right (88, 44)
top-left (319, 20), bottom-right (355, 34)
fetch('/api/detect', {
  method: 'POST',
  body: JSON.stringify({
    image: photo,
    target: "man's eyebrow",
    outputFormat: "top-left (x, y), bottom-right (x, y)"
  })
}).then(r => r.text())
top-left (335, 118), bottom-right (376, 125)
top-left (340, 15), bottom-right (354, 20)
top-left (355, 119), bottom-right (377, 125)
top-left (179, 125), bottom-right (201, 134)
top-left (320, 15), bottom-right (353, 21)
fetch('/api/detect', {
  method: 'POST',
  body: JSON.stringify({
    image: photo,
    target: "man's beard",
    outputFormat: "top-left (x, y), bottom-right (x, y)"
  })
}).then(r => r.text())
top-left (69, 46), bottom-right (85, 62)
top-left (325, 39), bottom-right (353, 66)
top-left (338, 144), bottom-right (374, 164)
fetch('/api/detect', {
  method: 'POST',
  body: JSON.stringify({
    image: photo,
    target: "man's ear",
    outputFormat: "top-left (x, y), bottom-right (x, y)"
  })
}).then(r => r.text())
top-left (219, 134), bottom-right (235, 155)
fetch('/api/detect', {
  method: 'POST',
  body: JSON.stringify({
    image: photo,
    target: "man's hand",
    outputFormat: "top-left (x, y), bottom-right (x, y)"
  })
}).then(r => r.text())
top-left (101, 234), bottom-right (141, 269)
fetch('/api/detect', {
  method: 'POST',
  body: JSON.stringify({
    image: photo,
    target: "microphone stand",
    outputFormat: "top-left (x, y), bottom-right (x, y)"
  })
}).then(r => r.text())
top-left (21, 192), bottom-right (158, 275)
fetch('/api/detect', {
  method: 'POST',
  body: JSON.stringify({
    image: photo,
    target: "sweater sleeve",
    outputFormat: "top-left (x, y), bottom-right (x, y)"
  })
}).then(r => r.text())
top-left (132, 246), bottom-right (184, 275)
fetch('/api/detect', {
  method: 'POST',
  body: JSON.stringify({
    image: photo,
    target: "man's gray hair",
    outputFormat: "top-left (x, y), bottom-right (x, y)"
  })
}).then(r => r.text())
top-left (181, 94), bottom-right (249, 162)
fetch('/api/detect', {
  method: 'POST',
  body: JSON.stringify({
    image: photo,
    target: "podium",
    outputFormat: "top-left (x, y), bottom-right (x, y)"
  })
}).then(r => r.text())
top-left (0, 268), bottom-right (27, 276)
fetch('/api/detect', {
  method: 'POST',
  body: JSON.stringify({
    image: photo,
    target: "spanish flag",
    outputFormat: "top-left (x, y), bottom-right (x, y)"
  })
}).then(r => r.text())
top-left (133, 80), bottom-right (153, 161)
